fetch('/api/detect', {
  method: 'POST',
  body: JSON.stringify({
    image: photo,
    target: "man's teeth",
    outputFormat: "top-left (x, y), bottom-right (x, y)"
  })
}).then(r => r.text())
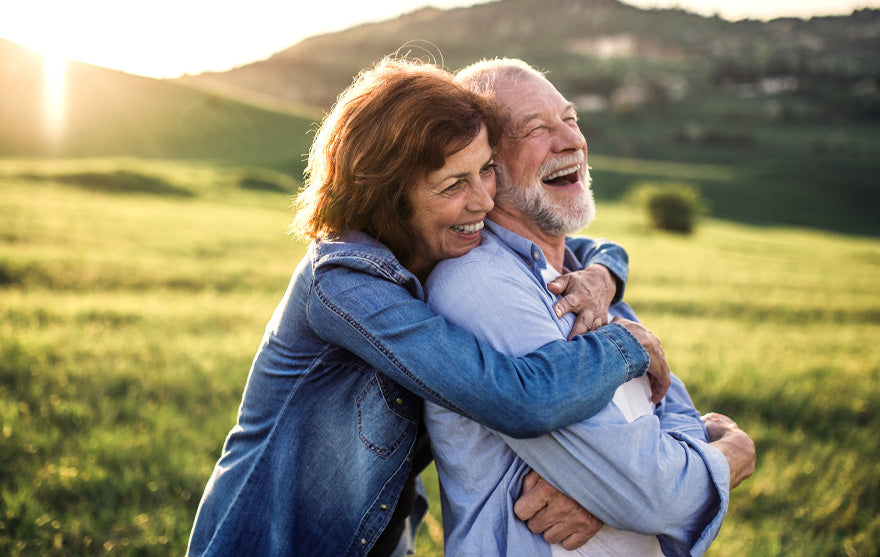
top-left (544, 165), bottom-right (580, 181)
top-left (451, 221), bottom-right (484, 234)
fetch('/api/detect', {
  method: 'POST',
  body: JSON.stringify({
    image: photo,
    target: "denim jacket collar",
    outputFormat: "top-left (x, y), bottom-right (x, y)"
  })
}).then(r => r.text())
top-left (316, 229), bottom-right (425, 300)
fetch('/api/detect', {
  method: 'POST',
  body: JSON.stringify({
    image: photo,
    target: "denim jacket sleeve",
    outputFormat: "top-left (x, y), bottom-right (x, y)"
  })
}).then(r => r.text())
top-left (308, 259), bottom-right (649, 439)
top-left (565, 236), bottom-right (629, 303)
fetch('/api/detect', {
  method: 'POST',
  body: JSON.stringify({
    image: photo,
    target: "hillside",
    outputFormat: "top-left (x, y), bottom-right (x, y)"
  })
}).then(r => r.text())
top-left (178, 0), bottom-right (880, 119)
top-left (0, 38), bottom-right (315, 175)
top-left (174, 0), bottom-right (880, 236)
top-left (2, 0), bottom-right (880, 236)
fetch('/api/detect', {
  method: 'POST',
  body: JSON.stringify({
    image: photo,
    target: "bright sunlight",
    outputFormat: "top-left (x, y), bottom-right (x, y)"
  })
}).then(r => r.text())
top-left (42, 52), bottom-right (67, 149)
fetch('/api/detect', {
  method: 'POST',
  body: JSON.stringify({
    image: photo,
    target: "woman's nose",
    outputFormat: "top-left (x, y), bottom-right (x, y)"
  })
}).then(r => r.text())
top-left (468, 175), bottom-right (495, 213)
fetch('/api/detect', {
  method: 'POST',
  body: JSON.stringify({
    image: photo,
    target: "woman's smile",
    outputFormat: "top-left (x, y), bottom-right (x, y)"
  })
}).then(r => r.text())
top-left (407, 126), bottom-right (496, 278)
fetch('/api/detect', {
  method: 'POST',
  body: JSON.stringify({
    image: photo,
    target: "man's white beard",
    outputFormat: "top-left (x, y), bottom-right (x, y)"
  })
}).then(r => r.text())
top-left (496, 163), bottom-right (596, 236)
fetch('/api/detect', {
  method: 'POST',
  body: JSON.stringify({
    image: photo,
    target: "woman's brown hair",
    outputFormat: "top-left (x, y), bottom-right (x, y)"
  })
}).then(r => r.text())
top-left (291, 57), bottom-right (502, 265)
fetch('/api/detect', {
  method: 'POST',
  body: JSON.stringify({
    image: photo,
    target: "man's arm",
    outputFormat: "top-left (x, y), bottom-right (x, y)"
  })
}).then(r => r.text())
top-left (501, 407), bottom-right (731, 556)
top-left (703, 413), bottom-right (756, 489)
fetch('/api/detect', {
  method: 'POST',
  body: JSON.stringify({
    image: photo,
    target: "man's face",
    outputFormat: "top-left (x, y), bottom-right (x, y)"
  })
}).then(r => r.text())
top-left (493, 73), bottom-right (595, 236)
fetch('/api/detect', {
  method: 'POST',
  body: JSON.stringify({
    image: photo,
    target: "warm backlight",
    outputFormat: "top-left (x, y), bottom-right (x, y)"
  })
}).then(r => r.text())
top-left (42, 51), bottom-right (67, 149)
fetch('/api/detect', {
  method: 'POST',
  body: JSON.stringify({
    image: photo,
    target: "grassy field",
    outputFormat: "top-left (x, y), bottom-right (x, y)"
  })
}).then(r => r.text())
top-left (1, 158), bottom-right (879, 556)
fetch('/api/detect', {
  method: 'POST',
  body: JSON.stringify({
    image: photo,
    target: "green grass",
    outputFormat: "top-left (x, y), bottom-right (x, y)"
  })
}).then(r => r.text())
top-left (1, 159), bottom-right (879, 556)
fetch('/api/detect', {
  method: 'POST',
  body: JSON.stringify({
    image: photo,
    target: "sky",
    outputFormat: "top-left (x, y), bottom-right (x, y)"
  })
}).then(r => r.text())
top-left (1, 0), bottom-right (878, 79)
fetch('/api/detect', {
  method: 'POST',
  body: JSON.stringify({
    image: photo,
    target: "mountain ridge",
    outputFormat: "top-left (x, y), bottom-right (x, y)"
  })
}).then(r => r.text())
top-left (176, 0), bottom-right (880, 115)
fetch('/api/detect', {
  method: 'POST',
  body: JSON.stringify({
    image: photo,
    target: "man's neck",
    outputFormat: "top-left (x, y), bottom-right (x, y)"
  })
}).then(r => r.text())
top-left (489, 206), bottom-right (567, 273)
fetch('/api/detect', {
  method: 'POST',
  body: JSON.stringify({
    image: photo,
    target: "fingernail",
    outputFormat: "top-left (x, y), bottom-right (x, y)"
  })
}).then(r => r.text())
top-left (554, 307), bottom-right (562, 318)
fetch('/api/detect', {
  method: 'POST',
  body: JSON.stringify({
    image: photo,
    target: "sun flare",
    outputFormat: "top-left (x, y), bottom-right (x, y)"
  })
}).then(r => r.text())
top-left (43, 52), bottom-right (67, 148)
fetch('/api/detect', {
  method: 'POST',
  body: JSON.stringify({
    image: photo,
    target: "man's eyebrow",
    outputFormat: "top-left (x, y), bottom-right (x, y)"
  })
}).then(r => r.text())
top-left (513, 103), bottom-right (578, 132)
top-left (513, 112), bottom-right (541, 134)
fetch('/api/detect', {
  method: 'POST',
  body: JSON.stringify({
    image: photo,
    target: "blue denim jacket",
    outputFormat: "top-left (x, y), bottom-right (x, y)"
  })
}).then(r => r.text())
top-left (187, 230), bottom-right (649, 556)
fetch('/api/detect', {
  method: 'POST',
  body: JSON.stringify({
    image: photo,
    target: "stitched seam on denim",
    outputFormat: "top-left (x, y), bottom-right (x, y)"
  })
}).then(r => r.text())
top-left (314, 357), bottom-right (416, 422)
top-left (319, 251), bottom-right (408, 284)
top-left (344, 447), bottom-right (415, 557)
top-left (356, 376), bottom-right (409, 457)
top-left (313, 281), bottom-right (455, 414)
top-left (595, 327), bottom-right (635, 380)
top-left (376, 374), bottom-right (417, 423)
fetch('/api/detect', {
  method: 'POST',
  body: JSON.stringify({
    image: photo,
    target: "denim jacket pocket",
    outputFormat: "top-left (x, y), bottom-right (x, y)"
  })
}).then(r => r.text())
top-left (357, 373), bottom-right (418, 458)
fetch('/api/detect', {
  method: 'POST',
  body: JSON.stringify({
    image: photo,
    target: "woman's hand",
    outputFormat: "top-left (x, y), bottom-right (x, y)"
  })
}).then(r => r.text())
top-left (610, 317), bottom-right (672, 402)
top-left (514, 470), bottom-right (604, 550)
top-left (548, 264), bottom-right (617, 339)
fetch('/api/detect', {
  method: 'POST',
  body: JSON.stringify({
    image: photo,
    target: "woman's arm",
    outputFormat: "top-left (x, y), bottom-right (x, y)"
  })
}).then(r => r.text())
top-left (309, 263), bottom-right (649, 438)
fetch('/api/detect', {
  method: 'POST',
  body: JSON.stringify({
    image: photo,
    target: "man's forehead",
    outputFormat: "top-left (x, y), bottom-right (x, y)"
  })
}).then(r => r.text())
top-left (495, 75), bottom-right (574, 126)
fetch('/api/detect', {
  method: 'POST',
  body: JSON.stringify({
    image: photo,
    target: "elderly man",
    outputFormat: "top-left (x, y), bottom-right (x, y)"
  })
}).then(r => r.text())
top-left (424, 58), bottom-right (755, 556)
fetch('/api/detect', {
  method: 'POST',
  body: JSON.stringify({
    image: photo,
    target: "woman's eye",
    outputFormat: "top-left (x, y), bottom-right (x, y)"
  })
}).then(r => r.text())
top-left (481, 164), bottom-right (497, 177)
top-left (443, 181), bottom-right (464, 195)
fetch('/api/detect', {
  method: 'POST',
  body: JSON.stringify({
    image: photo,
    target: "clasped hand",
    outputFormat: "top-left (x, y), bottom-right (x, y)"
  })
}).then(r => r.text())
top-left (549, 264), bottom-right (671, 403)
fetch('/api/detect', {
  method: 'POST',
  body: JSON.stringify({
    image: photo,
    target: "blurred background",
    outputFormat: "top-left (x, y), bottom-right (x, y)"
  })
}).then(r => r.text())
top-left (2, 0), bottom-right (879, 555)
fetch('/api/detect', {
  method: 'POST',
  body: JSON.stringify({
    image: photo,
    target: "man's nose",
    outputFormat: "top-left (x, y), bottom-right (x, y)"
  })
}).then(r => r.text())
top-left (552, 120), bottom-right (587, 153)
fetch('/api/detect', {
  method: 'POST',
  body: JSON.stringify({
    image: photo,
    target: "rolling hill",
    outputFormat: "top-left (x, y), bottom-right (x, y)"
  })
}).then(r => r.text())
top-left (0, 38), bottom-right (316, 175)
top-left (177, 0), bottom-right (880, 119)
top-left (175, 0), bottom-right (880, 237)
top-left (2, 0), bottom-right (879, 235)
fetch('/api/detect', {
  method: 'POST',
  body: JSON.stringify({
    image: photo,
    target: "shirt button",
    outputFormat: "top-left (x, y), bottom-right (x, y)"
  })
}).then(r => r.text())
top-left (532, 249), bottom-right (541, 261)
top-left (396, 397), bottom-right (404, 405)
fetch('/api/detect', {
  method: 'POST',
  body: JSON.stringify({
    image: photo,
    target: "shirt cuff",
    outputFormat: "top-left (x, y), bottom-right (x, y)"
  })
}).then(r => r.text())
top-left (659, 432), bottom-right (731, 557)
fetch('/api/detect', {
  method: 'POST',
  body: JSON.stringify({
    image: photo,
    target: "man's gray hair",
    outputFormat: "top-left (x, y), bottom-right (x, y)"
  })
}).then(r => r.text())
top-left (455, 58), bottom-right (547, 98)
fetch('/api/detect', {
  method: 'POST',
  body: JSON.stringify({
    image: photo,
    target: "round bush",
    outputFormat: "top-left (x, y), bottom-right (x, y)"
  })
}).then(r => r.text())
top-left (629, 182), bottom-right (706, 234)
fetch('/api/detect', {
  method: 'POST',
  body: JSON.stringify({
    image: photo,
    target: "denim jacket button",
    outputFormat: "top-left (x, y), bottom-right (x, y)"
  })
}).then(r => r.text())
top-left (380, 503), bottom-right (388, 510)
top-left (396, 397), bottom-right (404, 405)
top-left (361, 538), bottom-right (367, 545)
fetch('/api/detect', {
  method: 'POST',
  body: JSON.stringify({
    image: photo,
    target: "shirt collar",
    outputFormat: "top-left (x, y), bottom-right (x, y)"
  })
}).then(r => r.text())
top-left (485, 219), bottom-right (547, 271)
top-left (484, 219), bottom-right (582, 275)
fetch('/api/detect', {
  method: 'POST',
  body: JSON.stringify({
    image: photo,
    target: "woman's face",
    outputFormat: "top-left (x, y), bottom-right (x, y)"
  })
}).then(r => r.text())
top-left (407, 126), bottom-right (496, 278)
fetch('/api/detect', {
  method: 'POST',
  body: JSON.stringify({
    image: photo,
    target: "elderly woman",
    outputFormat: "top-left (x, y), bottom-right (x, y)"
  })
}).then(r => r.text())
top-left (186, 58), bottom-right (652, 557)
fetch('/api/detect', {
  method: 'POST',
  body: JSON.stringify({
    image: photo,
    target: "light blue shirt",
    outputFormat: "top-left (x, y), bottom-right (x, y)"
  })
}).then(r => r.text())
top-left (424, 220), bottom-right (731, 557)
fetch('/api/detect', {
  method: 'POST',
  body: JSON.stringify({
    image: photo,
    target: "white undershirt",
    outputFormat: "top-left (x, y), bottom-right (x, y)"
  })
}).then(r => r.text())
top-left (541, 264), bottom-right (664, 556)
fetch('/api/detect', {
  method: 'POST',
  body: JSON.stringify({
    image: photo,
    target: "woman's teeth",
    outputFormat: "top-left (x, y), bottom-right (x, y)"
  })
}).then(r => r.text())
top-left (451, 221), bottom-right (484, 234)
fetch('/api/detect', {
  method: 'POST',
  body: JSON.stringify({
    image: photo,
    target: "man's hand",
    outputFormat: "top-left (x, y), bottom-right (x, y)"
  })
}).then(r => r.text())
top-left (548, 264), bottom-right (616, 339)
top-left (514, 470), bottom-right (603, 550)
top-left (610, 317), bottom-right (671, 402)
top-left (702, 413), bottom-right (756, 489)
